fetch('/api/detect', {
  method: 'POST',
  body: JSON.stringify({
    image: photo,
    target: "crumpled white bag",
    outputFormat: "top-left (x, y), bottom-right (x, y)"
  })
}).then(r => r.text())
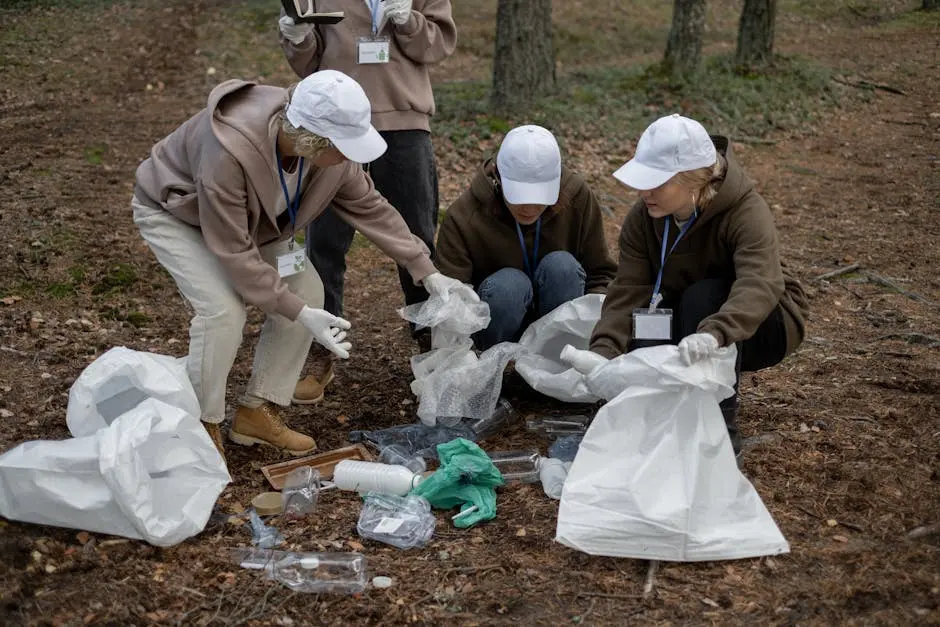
top-left (514, 294), bottom-right (604, 403)
top-left (555, 344), bottom-right (789, 561)
top-left (0, 398), bottom-right (230, 546)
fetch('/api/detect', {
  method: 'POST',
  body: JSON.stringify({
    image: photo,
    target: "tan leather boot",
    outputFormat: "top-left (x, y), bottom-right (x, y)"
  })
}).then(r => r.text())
top-left (202, 421), bottom-right (226, 462)
top-left (292, 357), bottom-right (335, 405)
top-left (229, 403), bottom-right (317, 455)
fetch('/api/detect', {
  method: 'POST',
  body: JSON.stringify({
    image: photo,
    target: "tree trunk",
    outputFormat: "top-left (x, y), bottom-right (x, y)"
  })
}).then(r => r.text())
top-left (735, 0), bottom-right (777, 67)
top-left (663, 0), bottom-right (706, 78)
top-left (924, 0), bottom-right (939, 10)
top-left (491, 0), bottom-right (555, 114)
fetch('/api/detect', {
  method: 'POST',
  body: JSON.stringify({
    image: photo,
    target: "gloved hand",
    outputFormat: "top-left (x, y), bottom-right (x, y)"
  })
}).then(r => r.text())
top-left (384, 0), bottom-right (413, 25)
top-left (297, 306), bottom-right (352, 359)
top-left (422, 272), bottom-right (481, 304)
top-left (279, 15), bottom-right (316, 45)
top-left (560, 345), bottom-right (608, 375)
top-left (678, 332), bottom-right (720, 366)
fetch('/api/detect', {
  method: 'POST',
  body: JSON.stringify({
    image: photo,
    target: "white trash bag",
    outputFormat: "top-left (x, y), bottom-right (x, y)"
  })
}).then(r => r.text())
top-left (0, 398), bottom-right (230, 546)
top-left (555, 344), bottom-right (789, 561)
top-left (67, 346), bottom-right (199, 438)
top-left (514, 294), bottom-right (604, 403)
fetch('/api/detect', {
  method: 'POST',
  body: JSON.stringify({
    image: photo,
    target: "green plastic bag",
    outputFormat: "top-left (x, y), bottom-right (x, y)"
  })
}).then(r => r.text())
top-left (411, 438), bottom-right (504, 528)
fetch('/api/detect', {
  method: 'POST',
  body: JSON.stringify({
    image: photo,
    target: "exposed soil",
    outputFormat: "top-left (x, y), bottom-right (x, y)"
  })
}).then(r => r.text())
top-left (0, 1), bottom-right (938, 625)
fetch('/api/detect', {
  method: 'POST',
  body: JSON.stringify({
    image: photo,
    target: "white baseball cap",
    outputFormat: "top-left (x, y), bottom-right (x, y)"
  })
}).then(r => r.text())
top-left (285, 70), bottom-right (386, 164)
top-left (613, 114), bottom-right (717, 190)
top-left (496, 125), bottom-right (561, 205)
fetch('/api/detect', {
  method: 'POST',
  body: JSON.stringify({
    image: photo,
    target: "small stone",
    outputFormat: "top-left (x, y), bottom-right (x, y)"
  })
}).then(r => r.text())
top-left (206, 66), bottom-right (217, 76)
top-left (826, 519), bottom-right (838, 527)
top-left (798, 423), bottom-right (810, 433)
top-left (515, 528), bottom-right (527, 537)
top-left (44, 564), bottom-right (57, 573)
top-left (372, 576), bottom-right (393, 589)
top-left (40, 373), bottom-right (52, 379)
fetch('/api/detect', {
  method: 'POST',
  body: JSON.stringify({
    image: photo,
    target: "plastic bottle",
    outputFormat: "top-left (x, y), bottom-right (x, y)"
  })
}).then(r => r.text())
top-left (538, 457), bottom-right (571, 500)
top-left (488, 449), bottom-right (541, 484)
top-left (333, 460), bottom-right (424, 496)
top-left (378, 444), bottom-right (427, 475)
top-left (465, 397), bottom-right (514, 439)
top-left (232, 549), bottom-right (367, 594)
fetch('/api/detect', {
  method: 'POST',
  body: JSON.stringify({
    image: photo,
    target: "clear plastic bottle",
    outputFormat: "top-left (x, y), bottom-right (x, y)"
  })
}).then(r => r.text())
top-left (333, 460), bottom-right (424, 496)
top-left (488, 449), bottom-right (541, 484)
top-left (465, 398), bottom-right (514, 439)
top-left (538, 457), bottom-right (571, 500)
top-left (232, 549), bottom-right (367, 594)
top-left (378, 444), bottom-right (427, 475)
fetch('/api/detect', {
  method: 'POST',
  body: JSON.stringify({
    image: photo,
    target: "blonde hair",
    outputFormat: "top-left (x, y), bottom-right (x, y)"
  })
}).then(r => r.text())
top-left (673, 154), bottom-right (728, 209)
top-left (278, 84), bottom-right (333, 159)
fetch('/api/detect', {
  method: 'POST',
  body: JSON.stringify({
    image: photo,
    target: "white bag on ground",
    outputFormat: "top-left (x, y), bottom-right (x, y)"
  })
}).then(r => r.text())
top-left (0, 398), bottom-right (230, 546)
top-left (514, 294), bottom-right (603, 403)
top-left (67, 346), bottom-right (199, 438)
top-left (555, 344), bottom-right (789, 561)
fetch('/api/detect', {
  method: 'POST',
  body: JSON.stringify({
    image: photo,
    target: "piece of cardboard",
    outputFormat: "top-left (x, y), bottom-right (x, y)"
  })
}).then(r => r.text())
top-left (261, 444), bottom-right (373, 490)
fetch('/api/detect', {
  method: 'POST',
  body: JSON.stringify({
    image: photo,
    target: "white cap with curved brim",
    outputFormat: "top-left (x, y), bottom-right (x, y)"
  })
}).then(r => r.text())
top-left (285, 69), bottom-right (386, 164)
top-left (496, 125), bottom-right (561, 205)
top-left (613, 114), bottom-right (717, 190)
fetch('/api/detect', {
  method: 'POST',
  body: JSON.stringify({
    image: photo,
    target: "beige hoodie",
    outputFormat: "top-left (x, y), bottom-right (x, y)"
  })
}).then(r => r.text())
top-left (134, 79), bottom-right (435, 320)
top-left (281, 0), bottom-right (456, 132)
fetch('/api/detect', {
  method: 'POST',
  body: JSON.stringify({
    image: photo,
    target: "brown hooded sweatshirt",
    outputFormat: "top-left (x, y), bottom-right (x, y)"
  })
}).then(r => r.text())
top-left (280, 0), bottom-right (456, 132)
top-left (133, 79), bottom-right (435, 321)
top-left (590, 137), bottom-right (808, 359)
top-left (435, 161), bottom-right (617, 292)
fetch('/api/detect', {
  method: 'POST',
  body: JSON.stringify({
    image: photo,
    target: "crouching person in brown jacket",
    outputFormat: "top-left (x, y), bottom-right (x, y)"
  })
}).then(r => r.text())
top-left (132, 70), bottom-right (462, 462)
top-left (562, 114), bottom-right (809, 456)
top-left (435, 125), bottom-right (617, 349)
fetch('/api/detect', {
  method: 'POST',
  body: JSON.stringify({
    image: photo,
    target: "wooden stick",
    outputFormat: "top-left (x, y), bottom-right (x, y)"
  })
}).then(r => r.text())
top-left (832, 75), bottom-right (907, 95)
top-left (577, 591), bottom-right (643, 601)
top-left (642, 560), bottom-right (660, 599)
top-left (872, 332), bottom-right (940, 347)
top-left (735, 136), bottom-right (779, 145)
top-left (812, 263), bottom-right (860, 282)
top-left (865, 273), bottom-right (938, 307)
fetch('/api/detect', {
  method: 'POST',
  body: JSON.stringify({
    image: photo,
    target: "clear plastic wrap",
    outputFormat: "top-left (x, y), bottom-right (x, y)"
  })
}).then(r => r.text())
top-left (281, 467), bottom-right (320, 519)
top-left (356, 493), bottom-right (435, 549)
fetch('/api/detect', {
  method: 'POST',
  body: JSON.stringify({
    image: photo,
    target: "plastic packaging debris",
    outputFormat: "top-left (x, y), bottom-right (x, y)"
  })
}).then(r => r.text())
top-left (372, 576), bottom-right (393, 589)
top-left (412, 439), bottom-right (504, 528)
top-left (548, 434), bottom-right (584, 462)
top-left (539, 457), bottom-right (572, 500)
top-left (281, 467), bottom-right (320, 519)
top-left (463, 397), bottom-right (515, 439)
top-left (333, 460), bottom-right (425, 496)
top-left (488, 449), bottom-right (541, 484)
top-left (378, 444), bottom-right (427, 475)
top-left (233, 549), bottom-right (367, 594)
top-left (357, 493), bottom-right (435, 549)
top-left (349, 423), bottom-right (477, 460)
top-left (249, 509), bottom-right (284, 548)
top-left (526, 414), bottom-right (593, 437)
top-left (399, 281), bottom-right (490, 348)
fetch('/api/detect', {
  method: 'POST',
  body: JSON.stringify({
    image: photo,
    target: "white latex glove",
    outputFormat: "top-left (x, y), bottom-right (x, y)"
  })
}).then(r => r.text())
top-left (297, 306), bottom-right (352, 359)
top-left (384, 0), bottom-right (413, 25)
top-left (279, 15), bottom-right (316, 45)
top-left (560, 344), bottom-right (608, 375)
top-left (422, 272), bottom-right (481, 304)
top-left (678, 332), bottom-right (720, 366)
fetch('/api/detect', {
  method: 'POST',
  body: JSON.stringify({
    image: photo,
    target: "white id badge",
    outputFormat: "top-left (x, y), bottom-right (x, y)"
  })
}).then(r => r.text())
top-left (633, 308), bottom-right (673, 340)
top-left (277, 249), bottom-right (306, 278)
top-left (357, 37), bottom-right (390, 64)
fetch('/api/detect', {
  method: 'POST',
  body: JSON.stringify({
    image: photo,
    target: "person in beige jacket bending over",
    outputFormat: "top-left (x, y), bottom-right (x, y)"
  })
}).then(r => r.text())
top-left (132, 70), bottom-right (470, 462)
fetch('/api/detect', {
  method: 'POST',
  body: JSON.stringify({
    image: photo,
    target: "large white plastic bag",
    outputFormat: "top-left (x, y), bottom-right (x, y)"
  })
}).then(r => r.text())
top-left (0, 398), bottom-right (230, 546)
top-left (514, 294), bottom-right (604, 403)
top-left (555, 344), bottom-right (789, 561)
top-left (67, 346), bottom-right (198, 437)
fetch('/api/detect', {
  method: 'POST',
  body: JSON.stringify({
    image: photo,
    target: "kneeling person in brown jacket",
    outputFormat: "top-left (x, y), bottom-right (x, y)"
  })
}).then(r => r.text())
top-left (435, 125), bottom-right (617, 349)
top-left (562, 114), bottom-right (809, 456)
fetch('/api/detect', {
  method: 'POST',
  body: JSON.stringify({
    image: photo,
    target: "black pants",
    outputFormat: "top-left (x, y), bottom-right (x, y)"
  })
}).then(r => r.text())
top-left (306, 130), bottom-right (439, 318)
top-left (631, 279), bottom-right (788, 452)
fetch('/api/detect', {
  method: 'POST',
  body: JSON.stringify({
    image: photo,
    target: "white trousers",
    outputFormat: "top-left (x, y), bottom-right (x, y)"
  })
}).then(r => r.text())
top-left (133, 198), bottom-right (324, 424)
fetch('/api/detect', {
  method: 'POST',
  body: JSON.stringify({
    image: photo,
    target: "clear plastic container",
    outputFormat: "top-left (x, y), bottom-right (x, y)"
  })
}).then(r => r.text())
top-left (464, 397), bottom-right (514, 439)
top-left (488, 449), bottom-right (541, 484)
top-left (378, 444), bottom-right (427, 475)
top-left (281, 466), bottom-right (320, 519)
top-left (232, 549), bottom-right (367, 594)
top-left (526, 414), bottom-right (593, 437)
top-left (333, 460), bottom-right (424, 496)
top-left (357, 493), bottom-right (435, 549)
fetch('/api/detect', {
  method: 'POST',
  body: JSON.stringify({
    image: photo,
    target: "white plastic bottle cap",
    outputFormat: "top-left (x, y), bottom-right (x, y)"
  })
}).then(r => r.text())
top-left (299, 556), bottom-right (320, 569)
top-left (372, 576), bottom-right (393, 589)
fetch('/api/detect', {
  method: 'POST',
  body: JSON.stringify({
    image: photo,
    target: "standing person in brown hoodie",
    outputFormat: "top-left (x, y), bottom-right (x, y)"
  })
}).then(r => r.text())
top-left (435, 125), bottom-right (617, 349)
top-left (132, 70), bottom-right (466, 462)
top-left (562, 114), bottom-right (809, 456)
top-left (279, 0), bottom-right (457, 401)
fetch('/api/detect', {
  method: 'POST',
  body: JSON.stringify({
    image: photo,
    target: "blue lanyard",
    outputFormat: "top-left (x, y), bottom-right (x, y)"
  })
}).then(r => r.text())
top-left (275, 146), bottom-right (305, 241)
top-left (651, 212), bottom-right (697, 308)
top-left (514, 217), bottom-right (542, 279)
top-left (368, 0), bottom-right (381, 35)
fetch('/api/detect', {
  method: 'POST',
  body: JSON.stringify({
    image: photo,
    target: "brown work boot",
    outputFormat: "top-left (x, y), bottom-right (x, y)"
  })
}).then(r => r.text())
top-left (229, 403), bottom-right (317, 455)
top-left (202, 421), bottom-right (226, 462)
top-left (293, 346), bottom-right (335, 404)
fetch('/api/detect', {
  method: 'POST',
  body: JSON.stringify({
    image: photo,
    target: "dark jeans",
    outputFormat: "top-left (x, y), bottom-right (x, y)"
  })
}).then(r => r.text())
top-left (473, 251), bottom-right (586, 350)
top-left (631, 278), bottom-right (788, 453)
top-left (306, 130), bottom-right (439, 318)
